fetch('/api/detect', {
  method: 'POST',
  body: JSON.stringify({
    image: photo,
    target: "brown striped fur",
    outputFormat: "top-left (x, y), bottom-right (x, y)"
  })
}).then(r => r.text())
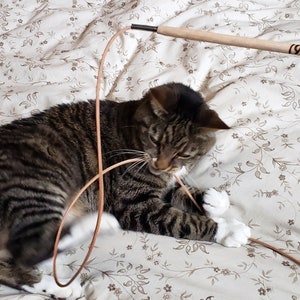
top-left (0, 83), bottom-right (229, 287)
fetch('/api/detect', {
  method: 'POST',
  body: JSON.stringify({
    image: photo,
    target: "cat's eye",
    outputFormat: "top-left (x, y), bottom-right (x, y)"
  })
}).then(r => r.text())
top-left (177, 153), bottom-right (191, 159)
top-left (149, 135), bottom-right (159, 146)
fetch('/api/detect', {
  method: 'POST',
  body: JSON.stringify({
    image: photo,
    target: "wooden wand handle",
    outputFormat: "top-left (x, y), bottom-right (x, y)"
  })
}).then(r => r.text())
top-left (131, 24), bottom-right (300, 56)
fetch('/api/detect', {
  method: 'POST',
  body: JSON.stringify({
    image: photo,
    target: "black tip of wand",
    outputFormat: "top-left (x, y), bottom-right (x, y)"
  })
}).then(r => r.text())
top-left (131, 24), bottom-right (158, 32)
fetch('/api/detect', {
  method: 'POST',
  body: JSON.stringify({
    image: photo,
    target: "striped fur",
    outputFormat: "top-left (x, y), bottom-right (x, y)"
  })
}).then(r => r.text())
top-left (0, 83), bottom-right (229, 287)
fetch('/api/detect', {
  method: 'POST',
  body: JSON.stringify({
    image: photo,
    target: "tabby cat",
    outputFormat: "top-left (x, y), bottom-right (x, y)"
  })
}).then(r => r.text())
top-left (0, 83), bottom-right (250, 294)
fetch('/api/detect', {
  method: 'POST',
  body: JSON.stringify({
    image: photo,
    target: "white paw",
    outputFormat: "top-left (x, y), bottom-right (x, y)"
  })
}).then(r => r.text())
top-left (59, 212), bottom-right (120, 251)
top-left (203, 188), bottom-right (230, 217)
top-left (22, 274), bottom-right (82, 299)
top-left (99, 212), bottom-right (121, 233)
top-left (214, 217), bottom-right (251, 247)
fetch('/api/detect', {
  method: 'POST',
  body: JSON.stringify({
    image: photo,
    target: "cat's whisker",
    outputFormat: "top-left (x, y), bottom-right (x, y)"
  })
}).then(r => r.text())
top-left (135, 160), bottom-right (148, 174)
top-left (108, 150), bottom-right (144, 156)
top-left (123, 160), bottom-right (143, 173)
top-left (108, 148), bottom-right (145, 155)
top-left (130, 160), bottom-right (148, 173)
top-left (107, 149), bottom-right (146, 160)
top-left (120, 158), bottom-right (147, 179)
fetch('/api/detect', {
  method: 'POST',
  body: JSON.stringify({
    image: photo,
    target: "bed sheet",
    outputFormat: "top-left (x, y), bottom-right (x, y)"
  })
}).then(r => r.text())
top-left (0, 0), bottom-right (300, 299)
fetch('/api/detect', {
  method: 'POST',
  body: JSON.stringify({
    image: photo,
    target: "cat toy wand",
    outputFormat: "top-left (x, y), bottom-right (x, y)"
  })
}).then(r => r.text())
top-left (131, 24), bottom-right (300, 55)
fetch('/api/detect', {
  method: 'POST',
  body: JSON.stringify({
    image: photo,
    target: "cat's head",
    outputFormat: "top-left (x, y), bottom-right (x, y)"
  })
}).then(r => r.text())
top-left (135, 83), bottom-right (229, 175)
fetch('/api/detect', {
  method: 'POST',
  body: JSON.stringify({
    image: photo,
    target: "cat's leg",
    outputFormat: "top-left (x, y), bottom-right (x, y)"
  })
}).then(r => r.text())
top-left (8, 209), bottom-right (120, 264)
top-left (0, 259), bottom-right (82, 299)
top-left (7, 218), bottom-right (62, 267)
top-left (0, 257), bottom-right (73, 299)
top-left (165, 184), bottom-right (229, 216)
top-left (202, 188), bottom-right (251, 247)
top-left (3, 212), bottom-right (119, 298)
top-left (169, 186), bottom-right (250, 247)
top-left (0, 259), bottom-right (41, 289)
top-left (21, 213), bottom-right (120, 299)
top-left (163, 183), bottom-right (206, 214)
top-left (116, 191), bottom-right (250, 247)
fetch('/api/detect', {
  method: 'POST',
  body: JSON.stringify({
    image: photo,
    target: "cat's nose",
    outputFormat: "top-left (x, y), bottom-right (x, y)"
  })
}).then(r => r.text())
top-left (155, 156), bottom-right (171, 171)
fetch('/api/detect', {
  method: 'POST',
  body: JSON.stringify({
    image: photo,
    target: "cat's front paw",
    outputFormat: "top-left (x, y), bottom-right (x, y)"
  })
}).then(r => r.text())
top-left (214, 217), bottom-right (251, 247)
top-left (22, 274), bottom-right (82, 299)
top-left (203, 188), bottom-right (230, 217)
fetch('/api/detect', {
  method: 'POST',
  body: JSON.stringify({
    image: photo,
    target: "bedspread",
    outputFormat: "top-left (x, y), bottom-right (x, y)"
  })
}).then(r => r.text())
top-left (0, 0), bottom-right (300, 299)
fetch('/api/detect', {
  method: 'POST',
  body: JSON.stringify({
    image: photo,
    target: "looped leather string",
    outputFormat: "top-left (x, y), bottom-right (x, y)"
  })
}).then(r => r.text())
top-left (52, 25), bottom-right (300, 288)
top-left (53, 26), bottom-right (132, 287)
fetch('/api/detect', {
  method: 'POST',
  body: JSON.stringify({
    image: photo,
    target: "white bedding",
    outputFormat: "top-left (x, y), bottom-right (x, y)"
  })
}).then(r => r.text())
top-left (0, 0), bottom-right (300, 299)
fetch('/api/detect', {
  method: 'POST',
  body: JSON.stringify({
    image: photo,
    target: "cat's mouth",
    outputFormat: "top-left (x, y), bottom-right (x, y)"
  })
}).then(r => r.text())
top-left (148, 163), bottom-right (169, 175)
top-left (148, 157), bottom-right (181, 175)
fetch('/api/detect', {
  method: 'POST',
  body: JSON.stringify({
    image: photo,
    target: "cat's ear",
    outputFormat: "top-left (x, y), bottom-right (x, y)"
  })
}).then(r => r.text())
top-left (147, 84), bottom-right (230, 129)
top-left (196, 107), bottom-right (230, 130)
top-left (149, 85), bottom-right (178, 115)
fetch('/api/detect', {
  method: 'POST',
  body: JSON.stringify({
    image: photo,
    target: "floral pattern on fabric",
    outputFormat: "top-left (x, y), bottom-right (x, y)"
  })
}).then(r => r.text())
top-left (0, 0), bottom-right (300, 299)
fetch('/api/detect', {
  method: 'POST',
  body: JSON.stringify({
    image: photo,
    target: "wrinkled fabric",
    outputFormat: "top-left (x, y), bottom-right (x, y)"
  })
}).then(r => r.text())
top-left (0, 0), bottom-right (300, 299)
